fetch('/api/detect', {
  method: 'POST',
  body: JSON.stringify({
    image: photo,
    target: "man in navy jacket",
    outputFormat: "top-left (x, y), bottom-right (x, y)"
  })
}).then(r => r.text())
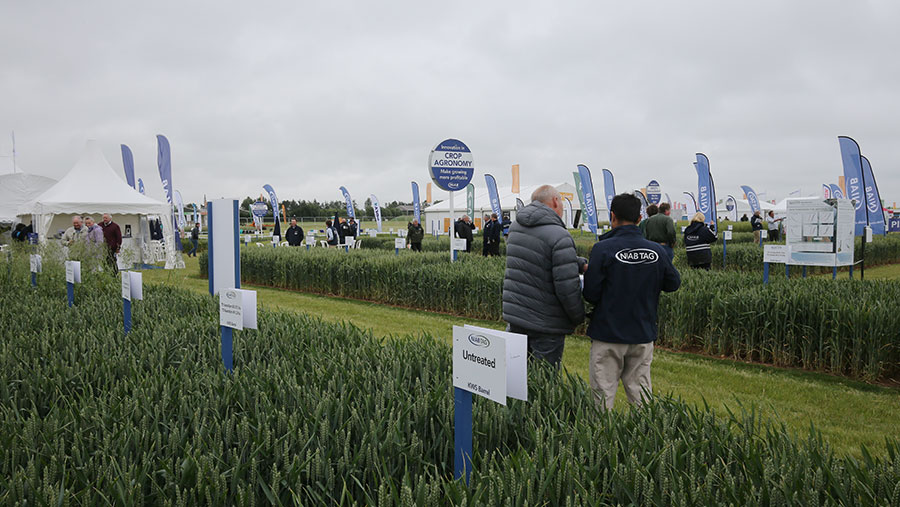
top-left (582, 193), bottom-right (681, 409)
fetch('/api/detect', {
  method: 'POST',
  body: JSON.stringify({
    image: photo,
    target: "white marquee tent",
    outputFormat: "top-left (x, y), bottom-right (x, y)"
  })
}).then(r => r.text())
top-left (0, 169), bottom-right (57, 225)
top-left (17, 140), bottom-right (181, 268)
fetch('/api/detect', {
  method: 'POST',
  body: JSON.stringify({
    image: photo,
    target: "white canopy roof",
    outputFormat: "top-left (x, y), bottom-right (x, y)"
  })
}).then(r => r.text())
top-left (19, 140), bottom-right (169, 216)
top-left (0, 170), bottom-right (57, 224)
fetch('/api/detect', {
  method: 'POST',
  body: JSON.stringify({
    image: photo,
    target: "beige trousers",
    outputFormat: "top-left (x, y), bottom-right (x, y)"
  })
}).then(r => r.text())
top-left (589, 341), bottom-right (654, 410)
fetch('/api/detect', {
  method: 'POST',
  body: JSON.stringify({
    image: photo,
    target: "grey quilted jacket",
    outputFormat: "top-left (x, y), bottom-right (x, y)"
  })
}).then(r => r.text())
top-left (502, 201), bottom-right (586, 334)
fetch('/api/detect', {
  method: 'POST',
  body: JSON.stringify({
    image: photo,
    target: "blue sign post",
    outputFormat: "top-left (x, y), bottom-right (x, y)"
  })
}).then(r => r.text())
top-left (207, 199), bottom-right (241, 373)
top-left (429, 139), bottom-right (475, 262)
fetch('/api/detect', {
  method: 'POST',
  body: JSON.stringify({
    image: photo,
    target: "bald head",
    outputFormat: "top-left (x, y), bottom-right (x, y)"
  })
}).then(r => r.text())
top-left (531, 185), bottom-right (563, 217)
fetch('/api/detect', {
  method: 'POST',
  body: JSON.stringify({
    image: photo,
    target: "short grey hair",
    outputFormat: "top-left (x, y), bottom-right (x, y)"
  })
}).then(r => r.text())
top-left (531, 185), bottom-right (560, 205)
top-left (83, 216), bottom-right (93, 222)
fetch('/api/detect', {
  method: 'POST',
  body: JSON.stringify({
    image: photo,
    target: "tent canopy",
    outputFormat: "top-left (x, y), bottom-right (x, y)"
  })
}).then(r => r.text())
top-left (19, 140), bottom-right (169, 216)
top-left (0, 170), bottom-right (57, 224)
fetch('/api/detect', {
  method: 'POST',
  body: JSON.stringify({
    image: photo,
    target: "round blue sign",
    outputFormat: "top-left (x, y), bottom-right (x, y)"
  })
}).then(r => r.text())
top-left (646, 180), bottom-right (661, 204)
top-left (251, 201), bottom-right (268, 217)
top-left (428, 139), bottom-right (474, 192)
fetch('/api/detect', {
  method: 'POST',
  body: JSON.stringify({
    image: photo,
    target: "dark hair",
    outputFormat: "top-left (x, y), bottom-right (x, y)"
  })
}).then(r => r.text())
top-left (646, 204), bottom-right (659, 216)
top-left (610, 193), bottom-right (641, 223)
top-left (325, 219), bottom-right (332, 227)
top-left (658, 202), bottom-right (670, 214)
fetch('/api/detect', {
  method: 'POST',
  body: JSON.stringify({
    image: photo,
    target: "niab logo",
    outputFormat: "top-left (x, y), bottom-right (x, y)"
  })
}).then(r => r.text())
top-left (615, 248), bottom-right (659, 265)
top-left (225, 291), bottom-right (236, 300)
top-left (468, 334), bottom-right (490, 348)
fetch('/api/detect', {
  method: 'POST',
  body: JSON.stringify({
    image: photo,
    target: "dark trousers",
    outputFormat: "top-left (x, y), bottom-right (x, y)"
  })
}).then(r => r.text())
top-left (482, 240), bottom-right (489, 256)
top-left (507, 323), bottom-right (565, 369)
top-left (690, 263), bottom-right (711, 270)
top-left (768, 229), bottom-right (779, 241)
top-left (107, 249), bottom-right (118, 275)
top-left (489, 242), bottom-right (500, 256)
top-left (410, 242), bottom-right (422, 252)
top-left (189, 238), bottom-right (198, 257)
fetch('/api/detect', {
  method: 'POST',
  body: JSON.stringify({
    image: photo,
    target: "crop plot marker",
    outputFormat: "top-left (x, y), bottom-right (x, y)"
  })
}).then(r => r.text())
top-left (65, 260), bottom-right (81, 307)
top-left (30, 254), bottom-right (41, 287)
top-left (452, 325), bottom-right (527, 485)
top-left (208, 199), bottom-right (251, 372)
top-left (121, 271), bottom-right (142, 335)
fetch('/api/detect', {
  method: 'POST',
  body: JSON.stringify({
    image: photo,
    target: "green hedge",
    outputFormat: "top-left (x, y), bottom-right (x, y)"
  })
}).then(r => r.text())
top-left (1, 260), bottom-right (898, 504)
top-left (202, 247), bottom-right (900, 380)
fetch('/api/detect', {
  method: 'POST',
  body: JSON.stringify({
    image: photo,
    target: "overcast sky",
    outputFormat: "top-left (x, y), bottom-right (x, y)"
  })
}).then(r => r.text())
top-left (1, 0), bottom-right (899, 208)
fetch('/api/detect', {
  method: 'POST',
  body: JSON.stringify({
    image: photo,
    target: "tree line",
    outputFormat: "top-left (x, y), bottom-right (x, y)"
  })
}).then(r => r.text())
top-left (238, 197), bottom-right (413, 219)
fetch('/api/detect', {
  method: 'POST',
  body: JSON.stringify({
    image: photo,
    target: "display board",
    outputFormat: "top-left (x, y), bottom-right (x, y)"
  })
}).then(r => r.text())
top-left (785, 199), bottom-right (854, 267)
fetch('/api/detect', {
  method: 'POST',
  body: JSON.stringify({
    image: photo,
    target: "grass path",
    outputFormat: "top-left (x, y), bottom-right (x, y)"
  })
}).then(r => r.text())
top-left (141, 257), bottom-right (900, 457)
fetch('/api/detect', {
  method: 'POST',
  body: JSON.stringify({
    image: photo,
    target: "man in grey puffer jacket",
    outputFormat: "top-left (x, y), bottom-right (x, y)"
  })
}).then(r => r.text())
top-left (503, 185), bottom-right (587, 367)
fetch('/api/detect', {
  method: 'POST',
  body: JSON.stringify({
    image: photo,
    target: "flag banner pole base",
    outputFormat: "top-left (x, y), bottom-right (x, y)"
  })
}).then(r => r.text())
top-left (67, 282), bottom-right (74, 307)
top-left (123, 298), bottom-right (132, 335)
top-left (221, 326), bottom-right (234, 373)
top-left (454, 387), bottom-right (473, 485)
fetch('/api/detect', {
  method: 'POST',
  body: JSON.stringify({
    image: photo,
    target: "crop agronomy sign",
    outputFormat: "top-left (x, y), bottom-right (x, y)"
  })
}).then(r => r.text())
top-left (429, 139), bottom-right (474, 192)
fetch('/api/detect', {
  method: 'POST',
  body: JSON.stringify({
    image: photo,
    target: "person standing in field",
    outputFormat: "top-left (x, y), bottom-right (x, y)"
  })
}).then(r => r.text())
top-left (643, 202), bottom-right (676, 260)
top-left (62, 215), bottom-right (86, 245)
top-left (83, 216), bottom-right (104, 245)
top-left (407, 219), bottom-right (424, 251)
top-left (638, 204), bottom-right (658, 236)
top-left (285, 218), bottom-right (304, 247)
top-left (455, 215), bottom-right (475, 253)
top-left (750, 210), bottom-right (763, 243)
top-left (583, 193), bottom-right (681, 409)
top-left (482, 214), bottom-right (492, 256)
top-left (99, 213), bottom-right (122, 274)
top-left (188, 223), bottom-right (200, 256)
top-left (502, 185), bottom-right (587, 368)
top-left (348, 217), bottom-right (358, 239)
top-left (487, 213), bottom-right (501, 256)
top-left (683, 212), bottom-right (717, 270)
top-left (325, 220), bottom-right (339, 246)
top-left (767, 210), bottom-right (782, 241)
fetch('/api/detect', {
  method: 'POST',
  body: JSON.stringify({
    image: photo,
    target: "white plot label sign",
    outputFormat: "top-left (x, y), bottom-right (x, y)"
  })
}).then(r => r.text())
top-left (30, 254), bottom-right (42, 274)
top-left (121, 271), bottom-right (143, 301)
top-left (464, 325), bottom-right (528, 401)
top-left (65, 261), bottom-right (81, 284)
top-left (452, 238), bottom-right (467, 251)
top-left (453, 326), bottom-right (507, 405)
top-left (219, 288), bottom-right (258, 331)
top-left (395, 238), bottom-right (406, 249)
top-left (763, 245), bottom-right (789, 264)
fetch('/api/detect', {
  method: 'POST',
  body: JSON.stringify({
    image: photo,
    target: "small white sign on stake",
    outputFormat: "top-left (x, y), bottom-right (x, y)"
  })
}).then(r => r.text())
top-left (724, 230), bottom-right (733, 240)
top-left (727, 225), bottom-right (733, 231)
top-left (763, 244), bottom-right (789, 264)
top-left (65, 261), bottom-right (81, 283)
top-left (30, 254), bottom-right (42, 274)
top-left (121, 271), bottom-right (143, 301)
top-left (307, 234), bottom-right (316, 245)
top-left (369, 230), bottom-right (378, 237)
top-left (464, 325), bottom-right (528, 401)
top-left (452, 325), bottom-right (508, 405)
top-left (452, 238), bottom-right (467, 251)
top-left (394, 238), bottom-right (406, 249)
top-left (681, 226), bottom-right (687, 233)
top-left (244, 235), bottom-right (251, 245)
top-left (760, 230), bottom-right (768, 239)
top-left (219, 288), bottom-right (258, 330)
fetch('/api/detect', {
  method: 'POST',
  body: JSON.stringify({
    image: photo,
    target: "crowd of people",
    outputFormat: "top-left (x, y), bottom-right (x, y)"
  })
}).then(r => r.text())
top-left (59, 214), bottom-right (123, 273)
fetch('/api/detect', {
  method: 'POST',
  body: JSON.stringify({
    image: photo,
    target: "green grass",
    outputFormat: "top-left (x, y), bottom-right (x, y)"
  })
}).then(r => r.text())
top-left (142, 256), bottom-right (900, 457)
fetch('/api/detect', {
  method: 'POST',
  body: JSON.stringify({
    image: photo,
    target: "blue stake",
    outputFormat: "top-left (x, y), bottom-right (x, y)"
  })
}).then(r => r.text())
top-left (452, 250), bottom-right (458, 262)
top-left (802, 266), bottom-right (807, 278)
top-left (395, 247), bottom-right (399, 256)
top-left (31, 272), bottom-right (36, 287)
top-left (123, 298), bottom-right (132, 335)
top-left (67, 282), bottom-right (74, 307)
top-left (763, 262), bottom-right (769, 285)
top-left (221, 326), bottom-right (234, 373)
top-left (785, 264), bottom-right (789, 278)
top-left (833, 266), bottom-right (837, 279)
top-left (454, 387), bottom-right (473, 485)
top-left (849, 265), bottom-right (854, 280)
top-left (723, 236), bottom-right (727, 268)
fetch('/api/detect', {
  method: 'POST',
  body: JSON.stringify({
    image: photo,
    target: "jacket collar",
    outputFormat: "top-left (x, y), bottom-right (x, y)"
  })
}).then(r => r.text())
top-left (599, 224), bottom-right (641, 241)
